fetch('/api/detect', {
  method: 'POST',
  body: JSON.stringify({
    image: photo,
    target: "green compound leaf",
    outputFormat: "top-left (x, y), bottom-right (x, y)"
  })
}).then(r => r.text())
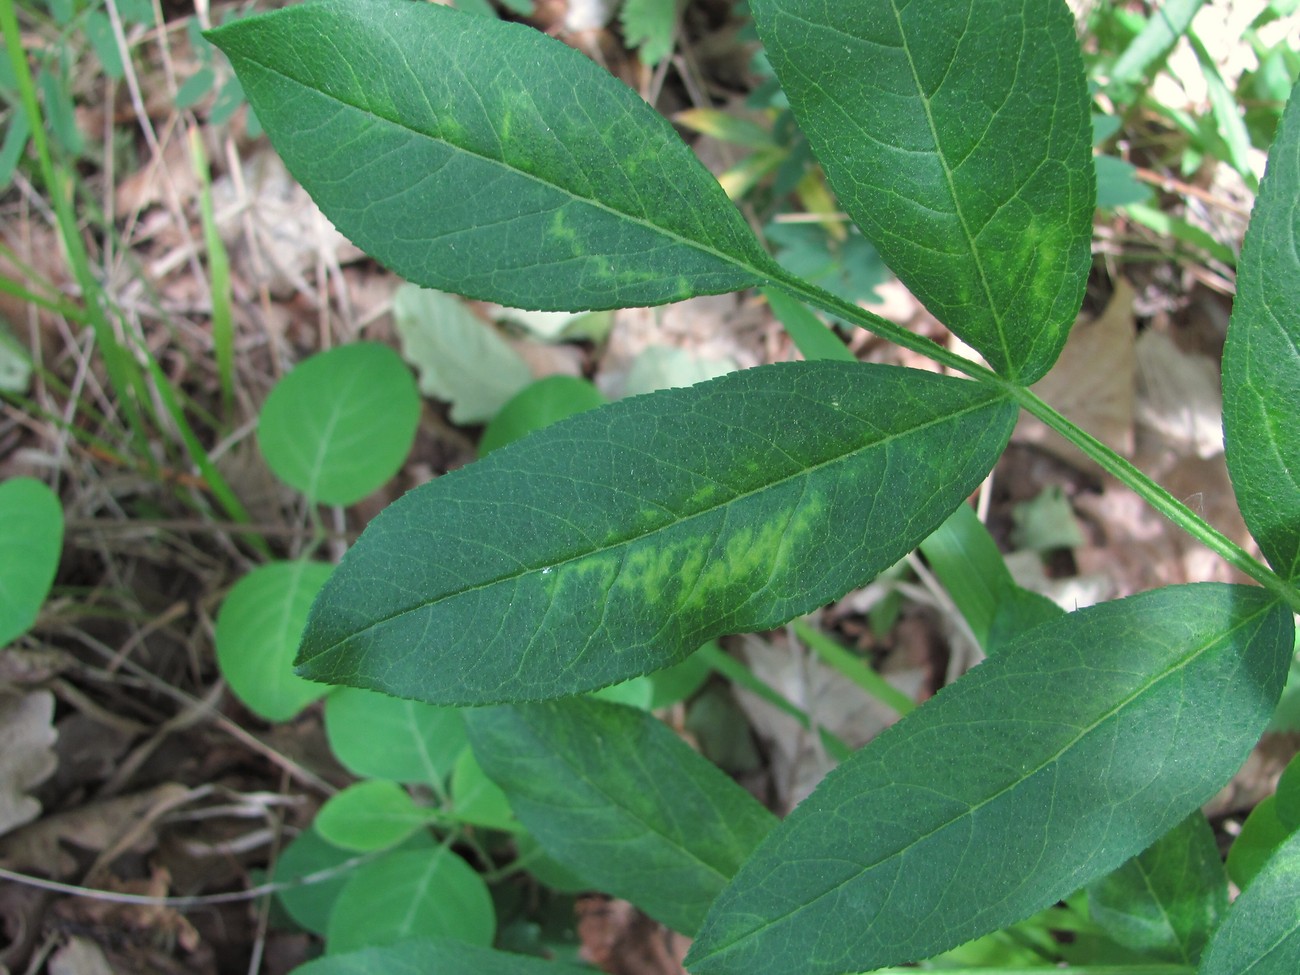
top-left (687, 584), bottom-right (1293, 975)
top-left (751, 0), bottom-right (1094, 383)
top-left (327, 847), bottom-right (494, 954)
top-left (206, 0), bottom-right (776, 311)
top-left (465, 697), bottom-right (777, 935)
top-left (215, 561), bottom-right (333, 722)
top-left (293, 937), bottom-right (591, 975)
top-left (298, 361), bottom-right (1017, 705)
top-left (1222, 78), bottom-right (1300, 582)
top-left (257, 343), bottom-right (419, 507)
top-left (1200, 829), bottom-right (1300, 975)
top-left (0, 478), bottom-right (63, 648)
top-left (1087, 812), bottom-right (1227, 965)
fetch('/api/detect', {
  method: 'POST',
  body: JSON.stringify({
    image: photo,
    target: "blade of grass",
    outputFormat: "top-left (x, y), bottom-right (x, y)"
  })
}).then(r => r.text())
top-left (139, 347), bottom-right (270, 557)
top-left (0, 0), bottom-right (152, 452)
top-left (695, 641), bottom-right (852, 761)
top-left (187, 125), bottom-right (234, 418)
top-left (790, 619), bottom-right (916, 717)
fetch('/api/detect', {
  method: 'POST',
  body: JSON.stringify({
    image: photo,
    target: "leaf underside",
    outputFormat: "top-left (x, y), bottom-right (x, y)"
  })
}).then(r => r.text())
top-left (751, 0), bottom-right (1094, 383)
top-left (465, 697), bottom-right (777, 935)
top-left (687, 584), bottom-right (1293, 975)
top-left (206, 0), bottom-right (775, 311)
top-left (297, 361), bottom-right (1016, 705)
top-left (1222, 77), bottom-right (1300, 582)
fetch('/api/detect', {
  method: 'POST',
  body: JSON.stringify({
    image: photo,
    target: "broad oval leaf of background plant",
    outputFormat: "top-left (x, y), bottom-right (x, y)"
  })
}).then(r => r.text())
top-left (686, 584), bottom-right (1293, 975)
top-left (1222, 78), bottom-right (1300, 582)
top-left (465, 697), bottom-right (777, 935)
top-left (292, 937), bottom-right (591, 975)
top-left (214, 560), bottom-right (333, 722)
top-left (1199, 828), bottom-right (1300, 975)
top-left (326, 847), bottom-right (494, 954)
top-left (206, 0), bottom-right (776, 311)
top-left (298, 361), bottom-right (1017, 704)
top-left (257, 342), bottom-right (419, 507)
top-left (323, 686), bottom-right (467, 786)
top-left (751, 0), bottom-right (1093, 383)
top-left (0, 477), bottom-right (62, 647)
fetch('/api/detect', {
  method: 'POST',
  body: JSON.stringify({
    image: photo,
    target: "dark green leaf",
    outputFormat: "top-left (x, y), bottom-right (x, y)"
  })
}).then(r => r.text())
top-left (298, 361), bottom-right (1016, 704)
top-left (1222, 77), bottom-right (1300, 581)
top-left (687, 584), bottom-right (1293, 975)
top-left (206, 0), bottom-right (775, 311)
top-left (1200, 829), bottom-right (1300, 975)
top-left (273, 826), bottom-right (393, 935)
top-left (465, 697), bottom-right (777, 935)
top-left (1087, 812), bottom-right (1226, 964)
top-left (293, 937), bottom-right (590, 975)
top-left (751, 0), bottom-right (1093, 383)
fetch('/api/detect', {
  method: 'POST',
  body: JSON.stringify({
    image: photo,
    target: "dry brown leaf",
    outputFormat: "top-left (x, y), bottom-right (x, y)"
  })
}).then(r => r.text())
top-left (212, 149), bottom-right (364, 298)
top-left (0, 783), bottom-right (191, 877)
top-left (1135, 329), bottom-right (1223, 459)
top-left (1015, 278), bottom-right (1137, 472)
top-left (0, 690), bottom-right (58, 838)
top-left (47, 937), bottom-right (115, 975)
top-left (733, 634), bottom-right (921, 812)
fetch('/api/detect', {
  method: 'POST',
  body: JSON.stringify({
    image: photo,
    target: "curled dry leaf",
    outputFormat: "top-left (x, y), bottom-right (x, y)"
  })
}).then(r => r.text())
top-left (0, 690), bottom-right (58, 838)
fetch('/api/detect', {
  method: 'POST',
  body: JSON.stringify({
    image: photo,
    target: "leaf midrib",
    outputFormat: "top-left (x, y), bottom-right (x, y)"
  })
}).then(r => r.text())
top-left (226, 43), bottom-right (778, 286)
top-left (321, 389), bottom-right (1010, 649)
top-left (698, 598), bottom-right (1276, 959)
top-left (885, 0), bottom-right (1017, 376)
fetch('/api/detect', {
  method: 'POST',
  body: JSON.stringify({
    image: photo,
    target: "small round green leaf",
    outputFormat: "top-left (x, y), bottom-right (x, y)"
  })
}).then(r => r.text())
top-left (272, 827), bottom-right (361, 935)
top-left (0, 478), bottom-right (62, 647)
top-left (293, 937), bottom-right (592, 975)
top-left (1228, 795), bottom-right (1293, 892)
top-left (323, 686), bottom-right (467, 785)
top-left (449, 749), bottom-right (516, 832)
top-left (478, 376), bottom-right (607, 456)
top-left (326, 847), bottom-right (494, 953)
top-left (314, 781), bottom-right (433, 852)
top-left (258, 342), bottom-right (419, 506)
top-left (215, 561), bottom-right (333, 721)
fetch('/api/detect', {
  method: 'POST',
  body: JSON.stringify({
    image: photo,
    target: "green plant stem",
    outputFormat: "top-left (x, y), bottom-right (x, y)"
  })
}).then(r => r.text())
top-left (772, 269), bottom-right (1300, 615)
top-left (0, 0), bottom-right (152, 450)
top-left (1012, 386), bottom-right (1300, 612)
top-left (0, 273), bottom-right (88, 323)
top-left (791, 619), bottom-right (916, 717)
top-left (188, 126), bottom-right (235, 418)
top-left (695, 641), bottom-right (852, 761)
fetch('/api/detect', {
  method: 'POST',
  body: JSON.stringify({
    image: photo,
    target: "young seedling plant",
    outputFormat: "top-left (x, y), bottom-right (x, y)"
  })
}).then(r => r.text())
top-left (207, 0), bottom-right (1300, 971)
